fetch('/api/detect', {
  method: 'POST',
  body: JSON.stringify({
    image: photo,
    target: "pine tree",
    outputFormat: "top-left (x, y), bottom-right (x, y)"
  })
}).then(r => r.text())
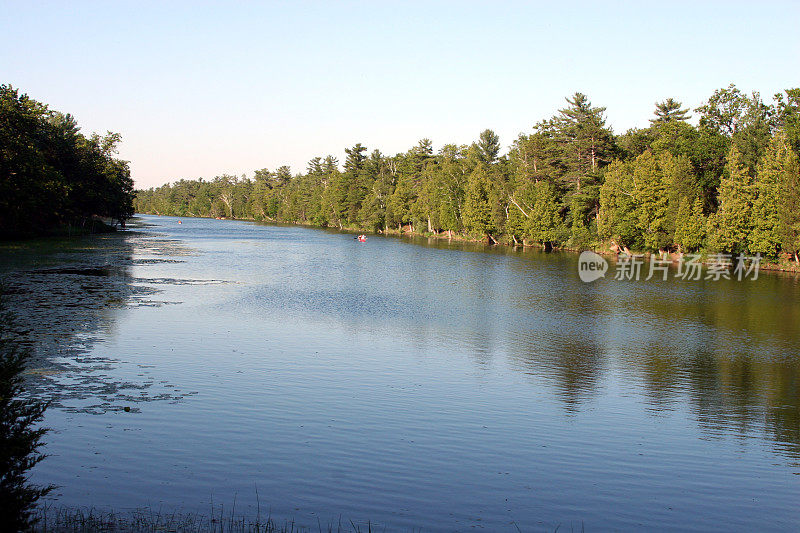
top-left (748, 134), bottom-right (787, 256)
top-left (554, 93), bottom-right (616, 244)
top-left (463, 166), bottom-right (494, 238)
top-left (476, 129), bottom-right (501, 164)
top-left (598, 160), bottom-right (640, 250)
top-left (772, 131), bottom-right (800, 261)
top-left (510, 131), bottom-right (564, 186)
top-left (650, 98), bottom-right (691, 124)
top-left (674, 197), bottom-right (707, 252)
top-left (556, 92), bottom-right (615, 176)
top-left (342, 144), bottom-right (369, 224)
top-left (526, 181), bottom-right (565, 247)
top-left (633, 151), bottom-right (671, 251)
top-left (706, 146), bottom-right (754, 253)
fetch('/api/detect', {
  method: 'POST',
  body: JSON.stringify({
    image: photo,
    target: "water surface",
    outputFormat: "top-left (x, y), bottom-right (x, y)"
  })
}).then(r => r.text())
top-left (3, 215), bottom-right (799, 531)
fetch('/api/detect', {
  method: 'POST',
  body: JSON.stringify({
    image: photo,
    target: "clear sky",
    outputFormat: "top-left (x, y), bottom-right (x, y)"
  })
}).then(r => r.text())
top-left (2, 1), bottom-right (798, 188)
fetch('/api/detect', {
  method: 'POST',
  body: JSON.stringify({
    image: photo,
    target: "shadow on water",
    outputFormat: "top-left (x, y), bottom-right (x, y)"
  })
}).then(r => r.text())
top-left (0, 224), bottom-right (200, 414)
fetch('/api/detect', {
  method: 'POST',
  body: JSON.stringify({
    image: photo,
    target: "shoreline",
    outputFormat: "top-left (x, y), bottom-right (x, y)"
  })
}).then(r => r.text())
top-left (135, 212), bottom-right (800, 275)
top-left (0, 218), bottom-right (120, 241)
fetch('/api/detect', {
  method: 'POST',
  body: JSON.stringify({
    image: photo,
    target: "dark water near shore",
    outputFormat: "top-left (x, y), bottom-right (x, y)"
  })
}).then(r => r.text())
top-left (2, 215), bottom-right (800, 531)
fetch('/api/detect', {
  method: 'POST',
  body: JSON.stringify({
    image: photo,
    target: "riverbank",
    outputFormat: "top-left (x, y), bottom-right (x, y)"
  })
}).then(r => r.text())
top-left (136, 212), bottom-right (800, 274)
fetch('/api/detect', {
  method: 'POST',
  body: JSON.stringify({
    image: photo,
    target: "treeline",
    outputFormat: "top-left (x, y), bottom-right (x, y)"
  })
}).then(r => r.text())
top-left (0, 85), bottom-right (135, 237)
top-left (135, 85), bottom-right (800, 260)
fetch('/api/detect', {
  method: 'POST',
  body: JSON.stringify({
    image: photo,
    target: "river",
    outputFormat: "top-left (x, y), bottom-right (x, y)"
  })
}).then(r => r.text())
top-left (2, 214), bottom-right (799, 531)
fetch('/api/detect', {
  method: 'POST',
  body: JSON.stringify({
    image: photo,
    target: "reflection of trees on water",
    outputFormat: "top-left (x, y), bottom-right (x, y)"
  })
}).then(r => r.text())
top-left (534, 337), bottom-right (603, 412)
top-left (363, 237), bottom-right (800, 463)
top-left (504, 267), bottom-right (607, 411)
top-left (0, 228), bottom-right (198, 414)
top-left (506, 327), bottom-right (603, 412)
top-left (688, 354), bottom-right (800, 460)
top-left (632, 276), bottom-right (800, 462)
top-left (502, 266), bottom-right (800, 463)
top-left (767, 365), bottom-right (800, 458)
top-left (636, 354), bottom-right (682, 411)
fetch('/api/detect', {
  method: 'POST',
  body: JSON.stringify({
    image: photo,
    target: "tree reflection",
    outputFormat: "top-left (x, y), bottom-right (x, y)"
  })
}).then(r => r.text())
top-left (488, 246), bottom-right (800, 463)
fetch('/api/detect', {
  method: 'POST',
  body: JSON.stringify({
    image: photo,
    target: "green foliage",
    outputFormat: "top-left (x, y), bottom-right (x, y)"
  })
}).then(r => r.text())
top-left (660, 152), bottom-right (700, 239)
top-left (555, 92), bottom-right (616, 176)
top-left (357, 150), bottom-right (393, 232)
top-left (617, 127), bottom-right (656, 159)
top-left (674, 197), bottom-right (707, 252)
top-left (476, 129), bottom-right (501, 164)
top-left (696, 84), bottom-right (752, 137)
top-left (526, 181), bottom-right (566, 245)
top-left (132, 85), bottom-right (800, 259)
top-left (598, 150), bottom-right (699, 251)
top-left (386, 172), bottom-right (416, 230)
top-left (696, 84), bottom-right (774, 173)
top-left (633, 151), bottom-right (671, 251)
top-left (551, 93), bottom-right (616, 240)
top-left (432, 144), bottom-right (467, 232)
top-left (0, 85), bottom-right (134, 237)
top-left (748, 135), bottom-right (785, 256)
top-left (0, 293), bottom-right (54, 529)
top-left (761, 131), bottom-right (800, 259)
top-left (707, 146), bottom-right (754, 253)
top-left (462, 166), bottom-right (494, 237)
top-left (650, 98), bottom-right (691, 124)
top-left (598, 160), bottom-right (640, 249)
top-left (774, 89), bottom-right (800, 155)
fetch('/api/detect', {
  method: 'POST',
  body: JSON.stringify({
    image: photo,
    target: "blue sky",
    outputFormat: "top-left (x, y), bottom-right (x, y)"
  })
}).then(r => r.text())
top-left (2, 1), bottom-right (798, 188)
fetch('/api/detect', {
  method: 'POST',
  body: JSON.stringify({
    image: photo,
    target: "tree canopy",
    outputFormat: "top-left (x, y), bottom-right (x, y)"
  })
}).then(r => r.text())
top-left (135, 84), bottom-right (800, 261)
top-left (651, 98), bottom-right (691, 124)
top-left (0, 85), bottom-right (134, 237)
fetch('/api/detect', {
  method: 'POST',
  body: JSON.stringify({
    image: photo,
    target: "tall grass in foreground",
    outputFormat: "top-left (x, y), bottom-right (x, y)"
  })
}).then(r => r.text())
top-left (34, 505), bottom-right (582, 532)
top-left (34, 505), bottom-right (389, 533)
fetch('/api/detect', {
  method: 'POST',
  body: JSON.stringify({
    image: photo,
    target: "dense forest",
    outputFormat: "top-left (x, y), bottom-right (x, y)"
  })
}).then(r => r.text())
top-left (0, 85), bottom-right (135, 238)
top-left (135, 85), bottom-right (800, 261)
